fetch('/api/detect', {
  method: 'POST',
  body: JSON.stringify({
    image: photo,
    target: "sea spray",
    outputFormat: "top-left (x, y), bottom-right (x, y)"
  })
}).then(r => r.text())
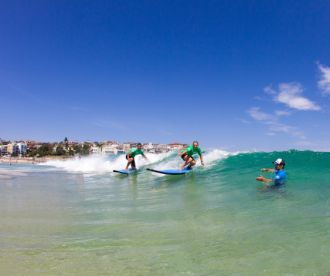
top-left (41, 151), bottom-right (174, 174)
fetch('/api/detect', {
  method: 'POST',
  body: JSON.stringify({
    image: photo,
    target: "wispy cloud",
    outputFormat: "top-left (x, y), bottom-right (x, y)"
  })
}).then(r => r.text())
top-left (318, 63), bottom-right (330, 95)
top-left (266, 121), bottom-right (305, 139)
top-left (264, 85), bottom-right (276, 95)
top-left (265, 83), bottom-right (320, 111)
top-left (248, 107), bottom-right (272, 121)
top-left (247, 107), bottom-right (305, 139)
top-left (275, 110), bottom-right (290, 117)
top-left (237, 118), bottom-right (251, 124)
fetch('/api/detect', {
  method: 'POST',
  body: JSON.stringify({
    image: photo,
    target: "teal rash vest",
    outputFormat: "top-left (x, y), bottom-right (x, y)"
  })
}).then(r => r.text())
top-left (128, 148), bottom-right (144, 158)
top-left (182, 145), bottom-right (202, 157)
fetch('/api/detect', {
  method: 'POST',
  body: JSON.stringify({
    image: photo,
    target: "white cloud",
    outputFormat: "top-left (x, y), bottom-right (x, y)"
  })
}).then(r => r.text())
top-left (266, 121), bottom-right (305, 139)
top-left (318, 63), bottom-right (330, 95)
top-left (264, 85), bottom-right (276, 95)
top-left (247, 107), bottom-right (305, 140)
top-left (247, 107), bottom-right (272, 121)
top-left (274, 83), bottom-right (320, 111)
top-left (238, 118), bottom-right (251, 124)
top-left (275, 110), bottom-right (291, 117)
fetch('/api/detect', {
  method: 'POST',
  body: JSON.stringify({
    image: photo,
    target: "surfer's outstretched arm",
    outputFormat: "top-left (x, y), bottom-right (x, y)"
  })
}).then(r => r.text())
top-left (261, 168), bottom-right (275, 173)
top-left (256, 176), bottom-right (273, 183)
top-left (199, 154), bottom-right (204, 166)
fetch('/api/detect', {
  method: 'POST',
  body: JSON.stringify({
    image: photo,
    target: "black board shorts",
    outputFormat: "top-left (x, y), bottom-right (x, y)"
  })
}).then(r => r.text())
top-left (126, 154), bottom-right (136, 166)
top-left (126, 154), bottom-right (133, 160)
top-left (181, 153), bottom-right (195, 161)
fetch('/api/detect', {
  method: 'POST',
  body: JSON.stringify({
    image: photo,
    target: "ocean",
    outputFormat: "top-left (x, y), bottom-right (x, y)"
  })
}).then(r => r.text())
top-left (1, 150), bottom-right (330, 275)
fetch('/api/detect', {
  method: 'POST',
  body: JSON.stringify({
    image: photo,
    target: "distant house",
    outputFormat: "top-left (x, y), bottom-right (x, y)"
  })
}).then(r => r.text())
top-left (17, 142), bottom-right (27, 155)
top-left (168, 143), bottom-right (187, 150)
top-left (143, 143), bottom-right (154, 152)
top-left (0, 145), bottom-right (8, 155)
top-left (101, 143), bottom-right (119, 154)
top-left (122, 143), bottom-right (131, 152)
top-left (154, 144), bottom-right (170, 153)
top-left (90, 145), bottom-right (101, 154)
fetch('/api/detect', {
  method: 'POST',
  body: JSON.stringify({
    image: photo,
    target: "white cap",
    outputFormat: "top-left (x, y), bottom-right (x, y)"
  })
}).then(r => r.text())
top-left (272, 158), bottom-right (285, 165)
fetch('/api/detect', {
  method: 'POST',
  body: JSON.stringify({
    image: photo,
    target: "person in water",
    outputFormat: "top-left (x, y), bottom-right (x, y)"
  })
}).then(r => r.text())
top-left (256, 158), bottom-right (287, 187)
top-left (125, 143), bottom-right (148, 170)
top-left (179, 141), bottom-right (204, 170)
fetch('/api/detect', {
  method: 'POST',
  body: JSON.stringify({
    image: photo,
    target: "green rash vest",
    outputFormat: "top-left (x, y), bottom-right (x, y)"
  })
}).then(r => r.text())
top-left (128, 148), bottom-right (144, 158)
top-left (182, 145), bottom-right (202, 157)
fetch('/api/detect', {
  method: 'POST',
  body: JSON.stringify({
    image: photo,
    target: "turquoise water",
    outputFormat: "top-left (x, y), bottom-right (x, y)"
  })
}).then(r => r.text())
top-left (1, 150), bottom-right (330, 275)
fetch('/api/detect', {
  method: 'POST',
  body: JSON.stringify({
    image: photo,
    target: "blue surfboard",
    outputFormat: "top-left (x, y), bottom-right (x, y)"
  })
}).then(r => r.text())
top-left (113, 168), bottom-right (137, 175)
top-left (146, 167), bottom-right (192, 175)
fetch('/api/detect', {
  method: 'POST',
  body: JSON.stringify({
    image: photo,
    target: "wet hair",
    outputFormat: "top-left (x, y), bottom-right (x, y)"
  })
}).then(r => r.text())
top-left (192, 140), bottom-right (199, 145)
top-left (137, 143), bottom-right (142, 147)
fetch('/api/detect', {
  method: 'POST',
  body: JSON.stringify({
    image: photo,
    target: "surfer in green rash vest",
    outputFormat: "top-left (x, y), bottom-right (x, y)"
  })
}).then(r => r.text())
top-left (179, 141), bottom-right (204, 170)
top-left (125, 143), bottom-right (148, 170)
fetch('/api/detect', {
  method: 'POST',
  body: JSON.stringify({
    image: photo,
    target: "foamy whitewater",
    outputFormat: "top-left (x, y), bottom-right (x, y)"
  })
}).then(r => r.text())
top-left (1, 150), bottom-right (330, 275)
top-left (41, 149), bottom-right (234, 174)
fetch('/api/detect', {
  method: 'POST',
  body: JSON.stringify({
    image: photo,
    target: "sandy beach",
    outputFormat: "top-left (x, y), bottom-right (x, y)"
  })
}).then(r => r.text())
top-left (0, 156), bottom-right (43, 164)
top-left (0, 156), bottom-right (73, 165)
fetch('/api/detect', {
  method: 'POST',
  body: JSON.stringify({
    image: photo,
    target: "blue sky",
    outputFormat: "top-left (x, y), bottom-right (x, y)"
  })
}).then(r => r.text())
top-left (1, 0), bottom-right (330, 151)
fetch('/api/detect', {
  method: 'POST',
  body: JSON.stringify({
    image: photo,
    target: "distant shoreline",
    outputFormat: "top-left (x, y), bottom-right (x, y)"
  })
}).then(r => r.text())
top-left (0, 156), bottom-right (73, 164)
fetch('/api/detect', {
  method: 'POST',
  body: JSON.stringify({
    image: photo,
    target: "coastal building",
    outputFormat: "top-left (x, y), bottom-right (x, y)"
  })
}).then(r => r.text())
top-left (90, 145), bottom-right (101, 154)
top-left (101, 143), bottom-right (119, 154)
top-left (0, 145), bottom-right (8, 155)
top-left (168, 143), bottom-right (187, 150)
top-left (143, 143), bottom-right (155, 153)
top-left (6, 143), bottom-right (19, 155)
top-left (122, 143), bottom-right (130, 152)
top-left (17, 142), bottom-right (27, 155)
top-left (154, 144), bottom-right (170, 153)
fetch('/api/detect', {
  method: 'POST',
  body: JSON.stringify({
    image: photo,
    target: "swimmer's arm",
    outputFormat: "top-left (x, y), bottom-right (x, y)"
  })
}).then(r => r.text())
top-left (261, 168), bottom-right (275, 173)
top-left (256, 176), bottom-right (273, 183)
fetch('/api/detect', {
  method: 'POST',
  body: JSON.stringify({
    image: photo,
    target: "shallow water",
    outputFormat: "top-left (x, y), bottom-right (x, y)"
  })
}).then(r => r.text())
top-left (1, 151), bottom-right (330, 275)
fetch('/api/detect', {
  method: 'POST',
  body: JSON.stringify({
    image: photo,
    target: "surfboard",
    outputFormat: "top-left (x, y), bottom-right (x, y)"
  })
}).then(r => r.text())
top-left (146, 167), bottom-right (192, 175)
top-left (113, 168), bottom-right (137, 175)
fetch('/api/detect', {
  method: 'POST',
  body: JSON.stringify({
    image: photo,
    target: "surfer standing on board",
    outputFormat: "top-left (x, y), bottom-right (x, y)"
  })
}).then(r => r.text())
top-left (125, 143), bottom-right (148, 170)
top-left (179, 141), bottom-right (204, 170)
top-left (256, 158), bottom-right (287, 187)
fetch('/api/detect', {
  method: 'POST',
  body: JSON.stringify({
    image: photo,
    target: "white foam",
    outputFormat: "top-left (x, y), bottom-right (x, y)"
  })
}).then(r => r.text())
top-left (40, 149), bottom-right (238, 175)
top-left (41, 152), bottom-right (173, 174)
top-left (150, 149), bottom-right (235, 172)
top-left (203, 149), bottom-right (233, 168)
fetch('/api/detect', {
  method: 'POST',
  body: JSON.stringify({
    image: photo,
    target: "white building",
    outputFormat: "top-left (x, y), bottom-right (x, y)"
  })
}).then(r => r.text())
top-left (6, 143), bottom-right (19, 155)
top-left (155, 144), bottom-right (170, 153)
top-left (90, 145), bottom-right (101, 154)
top-left (102, 143), bottom-right (119, 154)
top-left (0, 145), bottom-right (7, 155)
top-left (143, 143), bottom-right (155, 153)
top-left (122, 143), bottom-right (130, 152)
top-left (17, 142), bottom-right (27, 155)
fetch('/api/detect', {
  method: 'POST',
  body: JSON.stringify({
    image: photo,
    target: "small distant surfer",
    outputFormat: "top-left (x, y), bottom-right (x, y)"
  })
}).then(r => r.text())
top-left (125, 143), bottom-right (148, 170)
top-left (179, 141), bottom-right (204, 170)
top-left (256, 158), bottom-right (287, 188)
